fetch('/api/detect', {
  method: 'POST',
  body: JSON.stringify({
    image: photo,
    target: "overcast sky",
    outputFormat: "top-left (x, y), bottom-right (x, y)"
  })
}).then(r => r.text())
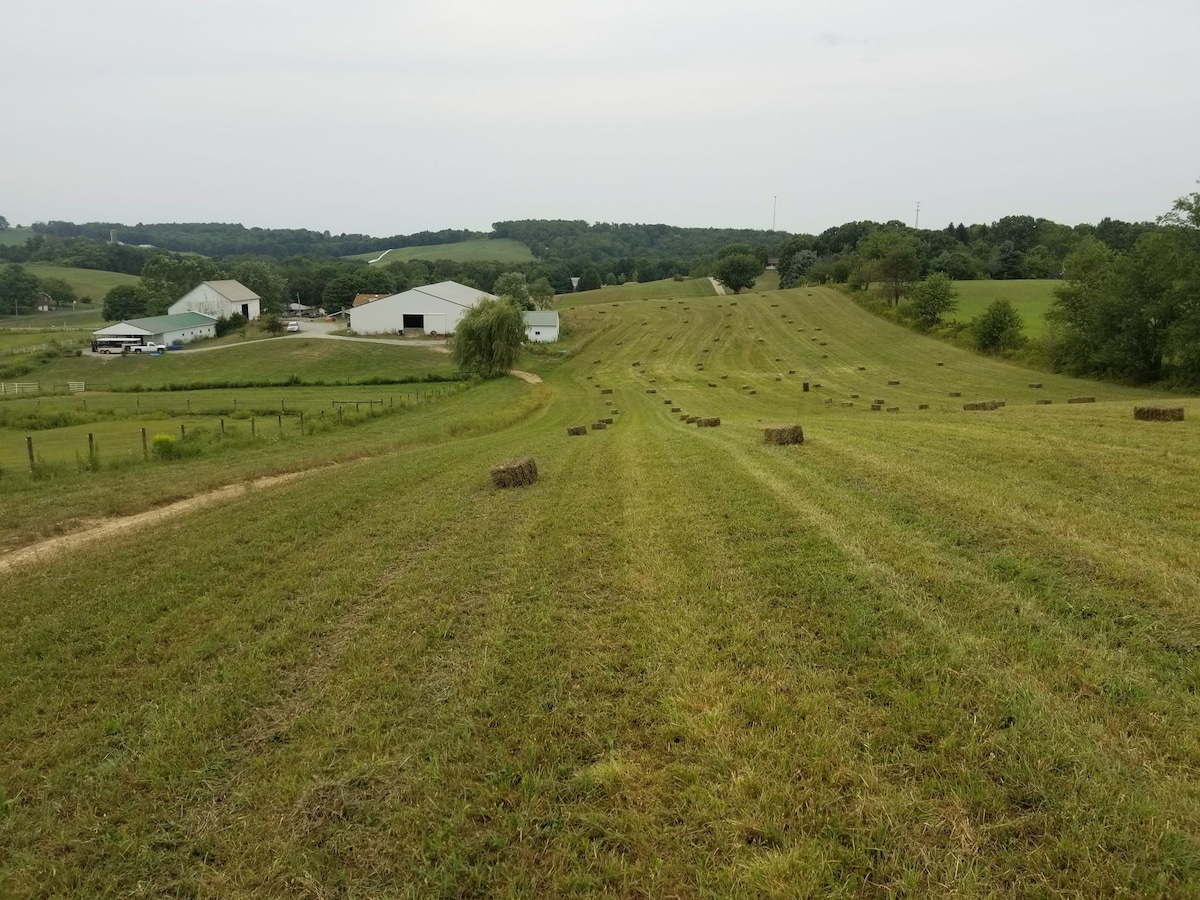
top-left (3, 0), bottom-right (1197, 237)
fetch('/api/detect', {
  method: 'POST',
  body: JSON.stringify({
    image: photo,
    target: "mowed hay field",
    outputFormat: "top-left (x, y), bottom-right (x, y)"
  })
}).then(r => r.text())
top-left (346, 238), bottom-right (535, 265)
top-left (24, 264), bottom-right (141, 301)
top-left (2, 286), bottom-right (1199, 896)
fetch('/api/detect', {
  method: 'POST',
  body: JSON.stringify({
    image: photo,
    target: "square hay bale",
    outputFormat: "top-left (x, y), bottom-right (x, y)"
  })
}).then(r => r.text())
top-left (721, 374), bottom-right (729, 379)
top-left (937, 362), bottom-right (945, 366)
top-left (1029, 383), bottom-right (1043, 388)
top-left (789, 369), bottom-right (796, 375)
top-left (918, 403), bottom-right (930, 410)
top-left (774, 376), bottom-right (782, 381)
top-left (567, 425), bottom-right (587, 436)
top-left (1036, 399), bottom-right (1053, 405)
top-left (491, 457), bottom-right (538, 488)
top-left (601, 388), bottom-right (613, 395)
top-left (857, 366), bottom-right (866, 371)
top-left (685, 415), bottom-right (699, 423)
top-left (679, 413), bottom-right (691, 420)
top-left (888, 380), bottom-right (900, 385)
top-left (819, 341), bottom-right (827, 346)
top-left (742, 385), bottom-right (751, 390)
top-left (763, 424), bottom-right (805, 445)
top-left (803, 382), bottom-right (810, 392)
top-left (664, 399), bottom-right (673, 405)
top-left (696, 417), bottom-right (721, 427)
top-left (850, 393), bottom-right (860, 399)
top-left (646, 389), bottom-right (657, 394)
top-left (948, 391), bottom-right (962, 397)
top-left (874, 399), bottom-right (886, 405)
top-left (870, 404), bottom-right (882, 411)
top-left (611, 409), bottom-right (620, 414)
top-left (632, 361), bottom-right (641, 367)
top-left (592, 421), bottom-right (607, 430)
top-left (815, 327), bottom-right (822, 331)
top-left (813, 382), bottom-right (822, 388)
top-left (963, 400), bottom-right (1002, 411)
top-left (708, 382), bottom-right (717, 387)
top-left (842, 401), bottom-right (854, 407)
top-left (603, 417), bottom-right (614, 424)
top-left (1068, 396), bottom-right (1096, 404)
top-left (775, 357), bottom-right (782, 362)
top-left (749, 389), bottom-right (757, 395)
top-left (1134, 406), bottom-right (1184, 422)
top-left (886, 407), bottom-right (900, 413)
top-left (604, 400), bottom-right (612, 406)
top-left (671, 406), bottom-right (681, 412)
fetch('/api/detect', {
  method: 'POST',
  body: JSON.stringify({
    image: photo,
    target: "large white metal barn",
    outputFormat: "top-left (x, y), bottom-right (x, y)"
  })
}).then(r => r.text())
top-left (348, 281), bottom-right (495, 336)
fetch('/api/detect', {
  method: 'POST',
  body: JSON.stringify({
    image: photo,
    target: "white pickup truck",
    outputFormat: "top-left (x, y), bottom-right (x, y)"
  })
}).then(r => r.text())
top-left (131, 342), bottom-right (165, 354)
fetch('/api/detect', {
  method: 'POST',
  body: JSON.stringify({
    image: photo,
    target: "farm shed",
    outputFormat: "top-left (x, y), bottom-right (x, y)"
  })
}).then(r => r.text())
top-left (348, 281), bottom-right (495, 336)
top-left (524, 310), bottom-right (559, 343)
top-left (92, 312), bottom-right (217, 346)
top-left (169, 280), bottom-right (262, 321)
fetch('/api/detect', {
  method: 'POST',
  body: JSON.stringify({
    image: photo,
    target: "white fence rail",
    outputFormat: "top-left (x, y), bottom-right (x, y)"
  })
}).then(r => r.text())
top-left (1, 382), bottom-right (40, 395)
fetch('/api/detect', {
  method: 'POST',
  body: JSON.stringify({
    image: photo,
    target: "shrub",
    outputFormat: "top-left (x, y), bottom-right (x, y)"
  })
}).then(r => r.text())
top-left (151, 433), bottom-right (181, 460)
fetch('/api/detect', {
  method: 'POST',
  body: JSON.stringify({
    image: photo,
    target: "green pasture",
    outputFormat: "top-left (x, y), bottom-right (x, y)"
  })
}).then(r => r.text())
top-left (32, 336), bottom-right (459, 390)
top-left (0, 226), bottom-right (33, 247)
top-left (346, 238), bottom-right (534, 265)
top-left (560, 276), bottom-right (718, 307)
top-left (949, 278), bottom-right (1059, 337)
top-left (1, 284), bottom-right (1198, 895)
top-left (24, 264), bottom-right (141, 302)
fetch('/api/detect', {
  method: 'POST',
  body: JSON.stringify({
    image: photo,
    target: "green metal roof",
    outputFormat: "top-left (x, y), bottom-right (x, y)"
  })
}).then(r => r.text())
top-left (124, 312), bottom-right (217, 331)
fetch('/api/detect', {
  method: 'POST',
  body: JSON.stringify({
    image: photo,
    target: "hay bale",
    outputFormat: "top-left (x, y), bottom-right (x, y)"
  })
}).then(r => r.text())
top-left (819, 341), bottom-right (827, 346)
top-left (491, 457), bottom-right (538, 488)
top-left (601, 388), bottom-right (613, 395)
top-left (775, 357), bottom-right (782, 362)
top-left (850, 393), bottom-right (860, 399)
top-left (803, 382), bottom-right (810, 392)
top-left (963, 400), bottom-right (1002, 411)
top-left (742, 385), bottom-right (751, 390)
top-left (604, 400), bottom-right (612, 406)
top-left (1134, 406), bottom-right (1184, 422)
top-left (870, 404), bottom-right (882, 411)
top-left (918, 404), bottom-right (929, 410)
top-left (813, 383), bottom-right (822, 388)
top-left (1036, 399), bottom-right (1053, 405)
top-left (566, 425), bottom-right (587, 436)
top-left (857, 366), bottom-right (866, 371)
top-left (815, 327), bottom-right (822, 331)
top-left (592, 421), bottom-right (607, 430)
top-left (696, 417), bottom-right (721, 427)
top-left (632, 361), bottom-right (641, 367)
top-left (708, 382), bottom-right (717, 387)
top-left (664, 398), bottom-right (673, 405)
top-left (646, 389), bottom-right (657, 394)
top-left (788, 369), bottom-right (796, 375)
top-left (763, 424), bottom-right (804, 445)
top-left (603, 417), bottom-right (614, 424)
top-left (948, 391), bottom-right (961, 397)
top-left (611, 409), bottom-right (620, 414)
top-left (774, 376), bottom-right (782, 381)
top-left (1068, 396), bottom-right (1096, 404)
top-left (874, 399), bottom-right (886, 405)
top-left (1028, 383), bottom-right (1042, 388)
top-left (842, 401), bottom-right (854, 407)
top-left (679, 413), bottom-right (691, 421)
top-left (721, 374), bottom-right (729, 379)
top-left (685, 415), bottom-right (699, 423)
top-left (937, 362), bottom-right (944, 366)
top-left (886, 407), bottom-right (899, 413)
top-left (749, 389), bottom-right (757, 395)
top-left (888, 380), bottom-right (900, 385)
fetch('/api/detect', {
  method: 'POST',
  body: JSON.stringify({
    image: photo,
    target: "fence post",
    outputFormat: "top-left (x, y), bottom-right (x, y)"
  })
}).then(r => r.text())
top-left (299, 411), bottom-right (304, 433)
top-left (136, 398), bottom-right (140, 412)
top-left (187, 398), bottom-right (191, 413)
top-left (83, 398), bottom-right (87, 411)
top-left (220, 418), bottom-right (225, 436)
top-left (27, 436), bottom-right (35, 472)
top-left (251, 417), bottom-right (256, 436)
top-left (277, 414), bottom-right (282, 432)
top-left (141, 428), bottom-right (148, 460)
top-left (356, 402), bottom-right (360, 413)
top-left (180, 423), bottom-right (186, 440)
top-left (338, 407), bottom-right (343, 422)
top-left (88, 432), bottom-right (94, 457)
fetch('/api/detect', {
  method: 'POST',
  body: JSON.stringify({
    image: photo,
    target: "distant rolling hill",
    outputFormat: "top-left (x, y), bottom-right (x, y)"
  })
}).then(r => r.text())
top-left (345, 238), bottom-right (534, 265)
top-left (25, 264), bottom-right (140, 303)
top-left (950, 279), bottom-right (1059, 338)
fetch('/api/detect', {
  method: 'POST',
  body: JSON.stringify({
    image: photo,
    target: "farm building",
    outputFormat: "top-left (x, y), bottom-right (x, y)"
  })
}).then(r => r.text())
top-left (524, 310), bottom-right (559, 342)
top-left (92, 312), bottom-right (217, 347)
top-left (349, 281), bottom-right (494, 336)
top-left (169, 280), bottom-right (262, 321)
top-left (352, 293), bottom-right (391, 307)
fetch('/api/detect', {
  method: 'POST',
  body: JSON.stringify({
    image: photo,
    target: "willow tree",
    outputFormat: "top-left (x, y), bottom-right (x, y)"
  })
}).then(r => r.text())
top-left (450, 297), bottom-right (526, 378)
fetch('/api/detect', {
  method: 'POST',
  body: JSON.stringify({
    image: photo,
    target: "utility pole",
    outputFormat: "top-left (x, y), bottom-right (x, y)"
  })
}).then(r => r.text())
top-left (915, 201), bottom-right (921, 230)
top-left (772, 195), bottom-right (777, 231)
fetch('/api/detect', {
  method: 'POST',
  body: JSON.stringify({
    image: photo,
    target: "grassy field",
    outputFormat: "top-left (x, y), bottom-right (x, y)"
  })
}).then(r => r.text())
top-left (950, 279), bottom-right (1059, 338)
top-left (25, 336), bottom-right (459, 390)
top-left (23, 264), bottom-right (141, 303)
top-left (1, 284), bottom-right (1198, 896)
top-left (344, 238), bottom-right (534, 265)
top-left (0, 226), bottom-right (33, 247)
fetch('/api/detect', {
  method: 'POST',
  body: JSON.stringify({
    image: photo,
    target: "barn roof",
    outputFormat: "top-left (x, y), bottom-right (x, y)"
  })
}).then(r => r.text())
top-left (93, 312), bottom-right (217, 336)
top-left (406, 281), bottom-right (496, 308)
top-left (523, 311), bottom-right (559, 327)
top-left (204, 280), bottom-right (261, 302)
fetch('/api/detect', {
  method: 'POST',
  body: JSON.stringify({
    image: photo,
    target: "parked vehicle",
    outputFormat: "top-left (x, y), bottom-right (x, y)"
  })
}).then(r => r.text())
top-left (131, 342), bottom-right (164, 354)
top-left (287, 321), bottom-right (300, 333)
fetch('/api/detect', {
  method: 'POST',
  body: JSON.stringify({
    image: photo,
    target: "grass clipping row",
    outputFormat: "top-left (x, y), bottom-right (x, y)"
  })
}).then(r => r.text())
top-left (491, 456), bottom-right (538, 489)
top-left (763, 424), bottom-right (804, 445)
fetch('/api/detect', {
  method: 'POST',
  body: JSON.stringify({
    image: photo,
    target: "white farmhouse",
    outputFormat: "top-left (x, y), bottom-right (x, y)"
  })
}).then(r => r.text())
top-left (169, 280), bottom-right (262, 321)
top-left (523, 310), bottom-right (559, 342)
top-left (349, 281), bottom-right (494, 336)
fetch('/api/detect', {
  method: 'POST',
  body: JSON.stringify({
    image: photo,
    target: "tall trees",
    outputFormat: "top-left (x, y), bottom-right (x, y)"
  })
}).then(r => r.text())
top-left (858, 231), bottom-right (921, 304)
top-left (450, 298), bottom-right (525, 378)
top-left (492, 272), bottom-right (533, 310)
top-left (140, 254), bottom-right (222, 315)
top-left (0, 264), bottom-right (39, 313)
top-left (102, 284), bottom-right (150, 321)
top-left (320, 268), bottom-right (396, 311)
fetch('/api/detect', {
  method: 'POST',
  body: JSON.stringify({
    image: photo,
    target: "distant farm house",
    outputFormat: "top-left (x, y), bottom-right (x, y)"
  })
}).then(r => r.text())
top-left (766, 258), bottom-right (780, 270)
top-left (36, 292), bottom-right (53, 312)
top-left (169, 280), bottom-right (262, 321)
top-left (349, 281), bottom-right (497, 336)
top-left (524, 310), bottom-right (559, 343)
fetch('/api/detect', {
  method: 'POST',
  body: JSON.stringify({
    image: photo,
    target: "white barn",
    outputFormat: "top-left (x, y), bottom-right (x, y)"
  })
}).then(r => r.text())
top-left (349, 281), bottom-right (494, 336)
top-left (92, 312), bottom-right (217, 347)
top-left (524, 310), bottom-right (559, 342)
top-left (169, 280), bottom-right (262, 321)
